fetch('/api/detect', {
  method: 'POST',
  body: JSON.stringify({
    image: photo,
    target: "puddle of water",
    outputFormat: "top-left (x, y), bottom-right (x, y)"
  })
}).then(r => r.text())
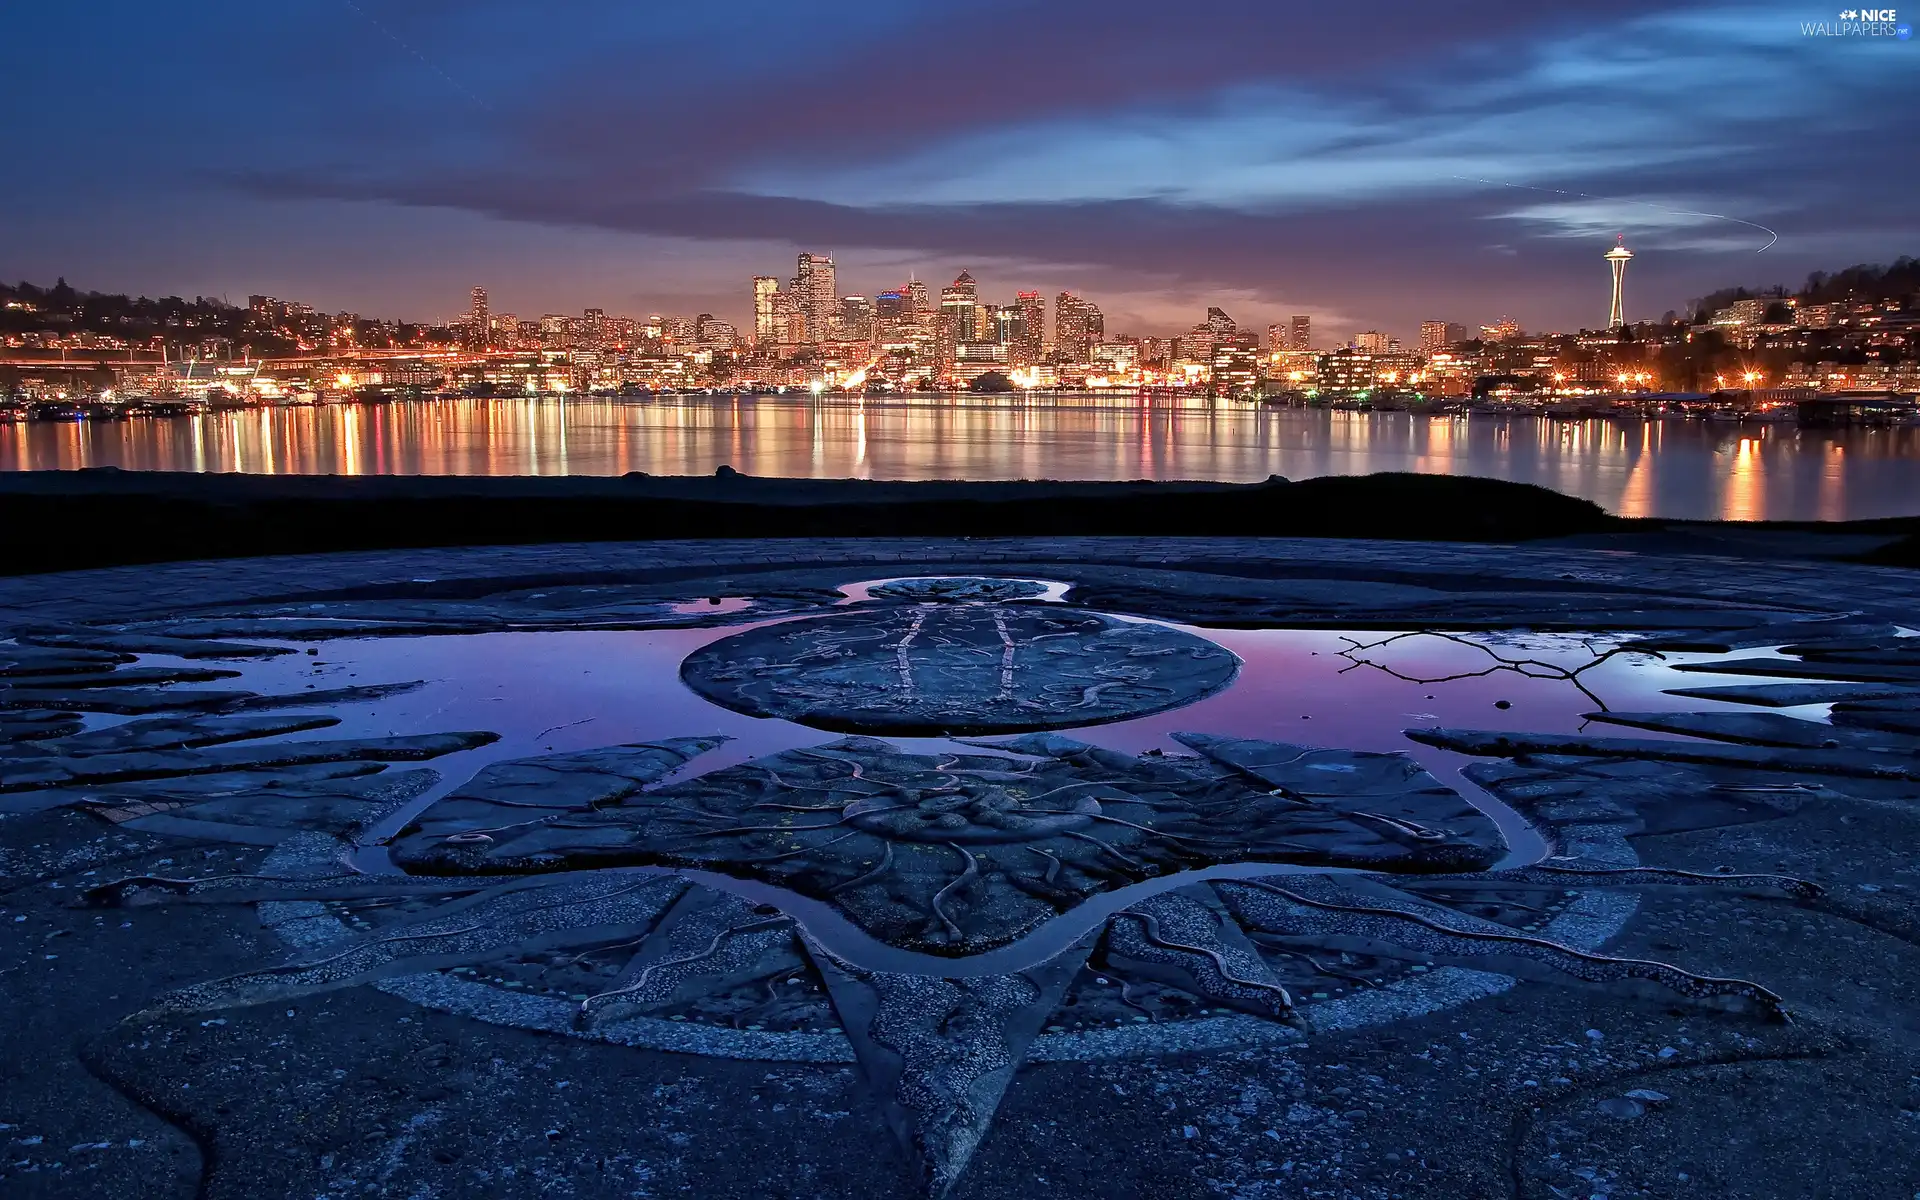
top-left (158, 621), bottom-right (1804, 880)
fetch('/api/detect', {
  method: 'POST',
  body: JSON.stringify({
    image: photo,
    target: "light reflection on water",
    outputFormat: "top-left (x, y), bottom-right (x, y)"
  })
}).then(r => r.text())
top-left (184, 622), bottom-right (1781, 880)
top-left (6, 394), bottom-right (1920, 520)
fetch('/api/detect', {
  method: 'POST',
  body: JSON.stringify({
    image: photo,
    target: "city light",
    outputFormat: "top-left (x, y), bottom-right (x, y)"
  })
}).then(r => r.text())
top-left (7, 237), bottom-right (1914, 412)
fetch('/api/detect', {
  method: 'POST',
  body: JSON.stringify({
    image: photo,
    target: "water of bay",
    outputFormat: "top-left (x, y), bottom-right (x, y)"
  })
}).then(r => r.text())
top-left (4, 392), bottom-right (1917, 521)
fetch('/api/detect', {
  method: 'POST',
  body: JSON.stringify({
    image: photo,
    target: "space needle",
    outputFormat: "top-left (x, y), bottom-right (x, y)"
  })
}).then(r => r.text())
top-left (1605, 234), bottom-right (1634, 328)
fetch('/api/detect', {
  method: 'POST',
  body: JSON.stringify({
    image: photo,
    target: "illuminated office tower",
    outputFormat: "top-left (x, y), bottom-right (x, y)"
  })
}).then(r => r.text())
top-left (939, 271), bottom-right (978, 364)
top-left (905, 276), bottom-right (932, 333)
top-left (1606, 235), bottom-right (1634, 327)
top-left (1289, 314), bottom-right (1311, 351)
top-left (1013, 291), bottom-right (1045, 365)
top-left (874, 289), bottom-right (908, 337)
top-left (839, 295), bottom-right (874, 342)
top-left (468, 286), bottom-right (489, 348)
top-left (1054, 292), bottom-right (1101, 363)
top-left (796, 252), bottom-right (837, 343)
top-left (752, 276), bottom-right (779, 344)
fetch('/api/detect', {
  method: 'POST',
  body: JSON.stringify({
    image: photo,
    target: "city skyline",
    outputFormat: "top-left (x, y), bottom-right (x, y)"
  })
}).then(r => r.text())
top-left (4, 3), bottom-right (1916, 341)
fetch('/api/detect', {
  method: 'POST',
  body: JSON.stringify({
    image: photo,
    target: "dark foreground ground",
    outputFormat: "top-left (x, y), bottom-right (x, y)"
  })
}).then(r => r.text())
top-left (4, 468), bottom-right (1918, 574)
top-left (2, 532), bottom-right (1919, 1199)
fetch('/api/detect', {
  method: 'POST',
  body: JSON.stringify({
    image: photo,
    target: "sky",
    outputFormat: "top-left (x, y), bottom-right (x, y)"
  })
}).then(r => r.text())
top-left (2, 1), bottom-right (1916, 341)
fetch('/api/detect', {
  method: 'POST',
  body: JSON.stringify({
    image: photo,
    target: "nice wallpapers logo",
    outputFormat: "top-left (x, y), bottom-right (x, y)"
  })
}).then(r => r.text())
top-left (1803, 7), bottom-right (1913, 35)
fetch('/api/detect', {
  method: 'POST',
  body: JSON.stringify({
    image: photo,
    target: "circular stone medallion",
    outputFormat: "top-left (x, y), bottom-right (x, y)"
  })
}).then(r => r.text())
top-left (680, 605), bottom-right (1239, 734)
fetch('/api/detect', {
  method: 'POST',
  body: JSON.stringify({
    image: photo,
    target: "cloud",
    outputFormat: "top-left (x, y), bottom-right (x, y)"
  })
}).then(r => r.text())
top-left (7, 0), bottom-right (1917, 338)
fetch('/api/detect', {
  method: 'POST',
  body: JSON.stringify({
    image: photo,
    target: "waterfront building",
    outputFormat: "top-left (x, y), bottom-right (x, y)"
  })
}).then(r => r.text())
top-left (1208, 334), bottom-right (1261, 397)
top-left (1318, 348), bottom-right (1375, 394)
top-left (1371, 351), bottom-right (1424, 388)
top-left (1267, 349), bottom-right (1320, 391)
top-left (1091, 342), bottom-right (1139, 373)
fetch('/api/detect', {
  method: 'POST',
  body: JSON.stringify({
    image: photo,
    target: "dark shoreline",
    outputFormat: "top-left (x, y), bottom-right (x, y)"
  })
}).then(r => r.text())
top-left (2, 468), bottom-right (1917, 575)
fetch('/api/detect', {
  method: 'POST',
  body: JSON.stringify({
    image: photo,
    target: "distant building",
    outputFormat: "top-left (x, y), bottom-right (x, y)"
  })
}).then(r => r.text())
top-left (1267, 349), bottom-right (1320, 390)
top-left (1290, 315), bottom-right (1312, 351)
top-left (1091, 342), bottom-right (1139, 372)
top-left (695, 314), bottom-right (737, 350)
top-left (1014, 291), bottom-right (1045, 365)
top-left (1714, 298), bottom-right (1770, 327)
top-left (1208, 334), bottom-right (1261, 397)
top-left (468, 286), bottom-right (489, 349)
top-left (1054, 291), bottom-right (1100, 363)
top-left (939, 272), bottom-right (979, 366)
top-left (1419, 320), bottom-right (1471, 354)
top-left (838, 295), bottom-right (874, 342)
top-left (1482, 316), bottom-right (1521, 342)
top-left (752, 277), bottom-right (780, 344)
top-left (1319, 349), bottom-right (1378, 394)
top-left (796, 253), bottom-right (837, 344)
top-left (906, 277), bottom-right (931, 333)
top-left (1352, 330), bottom-right (1395, 353)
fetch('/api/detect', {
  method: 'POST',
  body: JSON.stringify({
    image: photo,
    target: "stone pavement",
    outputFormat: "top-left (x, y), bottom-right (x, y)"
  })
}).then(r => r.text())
top-left (2, 538), bottom-right (1918, 1199)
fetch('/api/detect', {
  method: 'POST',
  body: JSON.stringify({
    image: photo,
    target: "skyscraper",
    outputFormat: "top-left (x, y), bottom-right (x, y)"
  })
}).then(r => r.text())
top-left (905, 276), bottom-right (931, 332)
top-left (1014, 291), bottom-right (1045, 366)
top-left (939, 271), bottom-right (978, 366)
top-left (469, 286), bottom-right (489, 349)
top-left (796, 252), bottom-right (837, 343)
top-left (990, 304), bottom-right (1022, 347)
top-left (1289, 315), bottom-right (1312, 352)
top-left (1605, 235), bottom-right (1634, 327)
top-left (839, 295), bottom-right (874, 342)
top-left (1054, 292), bottom-right (1100, 363)
top-left (752, 276), bottom-right (779, 344)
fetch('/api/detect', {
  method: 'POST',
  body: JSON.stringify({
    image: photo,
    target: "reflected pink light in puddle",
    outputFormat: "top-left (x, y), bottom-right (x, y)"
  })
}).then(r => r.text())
top-left (182, 623), bottom-right (1797, 871)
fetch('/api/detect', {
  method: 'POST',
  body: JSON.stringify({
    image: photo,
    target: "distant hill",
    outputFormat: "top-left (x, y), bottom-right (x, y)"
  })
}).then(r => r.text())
top-left (1692, 256), bottom-right (1920, 320)
top-left (0, 277), bottom-right (246, 343)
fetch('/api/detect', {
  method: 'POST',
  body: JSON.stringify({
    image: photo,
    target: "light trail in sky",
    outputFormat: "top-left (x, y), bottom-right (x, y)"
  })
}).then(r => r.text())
top-left (1452, 177), bottom-right (1779, 252)
top-left (337, 0), bottom-right (493, 112)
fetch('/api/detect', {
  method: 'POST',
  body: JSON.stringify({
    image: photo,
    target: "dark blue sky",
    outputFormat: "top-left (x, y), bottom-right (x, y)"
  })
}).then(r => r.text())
top-left (3, 1), bottom-right (1915, 340)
